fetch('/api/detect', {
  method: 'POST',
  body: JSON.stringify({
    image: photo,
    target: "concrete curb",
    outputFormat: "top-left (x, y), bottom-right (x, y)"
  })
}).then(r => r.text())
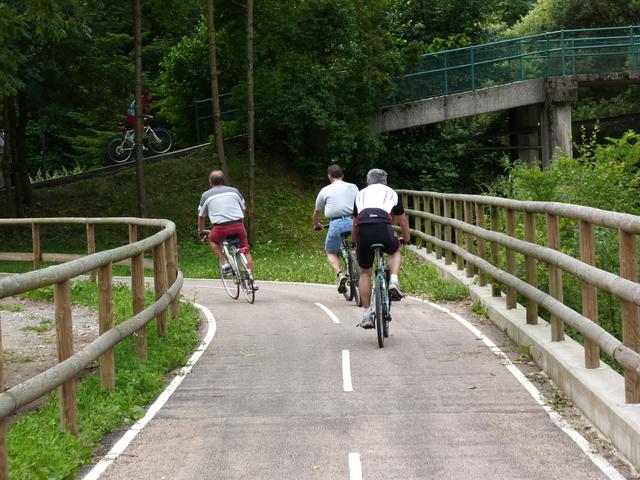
top-left (409, 245), bottom-right (640, 469)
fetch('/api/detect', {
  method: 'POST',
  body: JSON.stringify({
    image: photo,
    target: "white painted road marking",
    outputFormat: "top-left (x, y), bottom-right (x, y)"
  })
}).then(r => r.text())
top-left (80, 303), bottom-right (218, 480)
top-left (315, 302), bottom-right (340, 324)
top-left (349, 452), bottom-right (362, 480)
top-left (342, 350), bottom-right (353, 392)
top-left (420, 299), bottom-right (626, 480)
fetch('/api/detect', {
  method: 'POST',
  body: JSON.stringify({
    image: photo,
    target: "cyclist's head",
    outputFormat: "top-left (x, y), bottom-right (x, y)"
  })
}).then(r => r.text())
top-left (209, 170), bottom-right (225, 186)
top-left (327, 164), bottom-right (343, 179)
top-left (366, 168), bottom-right (387, 185)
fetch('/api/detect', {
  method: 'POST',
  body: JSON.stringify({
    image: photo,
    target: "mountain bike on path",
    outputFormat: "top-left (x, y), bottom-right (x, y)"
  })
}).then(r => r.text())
top-left (201, 229), bottom-right (257, 304)
top-left (316, 224), bottom-right (361, 306)
top-left (107, 117), bottom-right (172, 164)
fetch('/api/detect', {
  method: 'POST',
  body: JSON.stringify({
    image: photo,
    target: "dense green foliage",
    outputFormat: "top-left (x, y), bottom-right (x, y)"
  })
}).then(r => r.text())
top-left (494, 128), bottom-right (640, 368)
top-left (7, 281), bottom-right (200, 479)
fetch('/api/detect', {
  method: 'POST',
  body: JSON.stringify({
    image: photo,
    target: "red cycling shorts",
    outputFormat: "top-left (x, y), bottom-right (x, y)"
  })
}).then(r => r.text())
top-left (208, 222), bottom-right (249, 249)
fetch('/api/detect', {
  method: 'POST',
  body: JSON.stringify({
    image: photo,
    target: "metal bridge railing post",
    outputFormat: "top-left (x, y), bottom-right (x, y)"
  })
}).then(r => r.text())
top-left (631, 26), bottom-right (638, 71)
top-left (470, 47), bottom-right (476, 90)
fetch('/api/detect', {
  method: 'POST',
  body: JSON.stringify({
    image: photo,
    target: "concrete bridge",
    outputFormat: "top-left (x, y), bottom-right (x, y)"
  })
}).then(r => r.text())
top-left (371, 26), bottom-right (640, 165)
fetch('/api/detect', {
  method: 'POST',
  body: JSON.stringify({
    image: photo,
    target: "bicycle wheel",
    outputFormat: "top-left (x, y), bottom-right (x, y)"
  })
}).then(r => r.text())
top-left (382, 284), bottom-right (390, 338)
top-left (374, 272), bottom-right (384, 348)
top-left (220, 260), bottom-right (240, 300)
top-left (348, 250), bottom-right (361, 306)
top-left (107, 137), bottom-right (133, 163)
top-left (340, 250), bottom-right (353, 302)
top-left (237, 254), bottom-right (255, 304)
top-left (146, 127), bottom-right (172, 154)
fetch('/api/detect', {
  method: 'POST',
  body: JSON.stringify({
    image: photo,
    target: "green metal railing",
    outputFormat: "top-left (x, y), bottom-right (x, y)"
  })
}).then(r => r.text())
top-left (388, 25), bottom-right (640, 106)
top-left (194, 93), bottom-right (238, 143)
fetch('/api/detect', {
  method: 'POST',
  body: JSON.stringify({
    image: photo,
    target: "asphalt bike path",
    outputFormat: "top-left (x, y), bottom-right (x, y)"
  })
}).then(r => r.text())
top-left (93, 279), bottom-right (619, 480)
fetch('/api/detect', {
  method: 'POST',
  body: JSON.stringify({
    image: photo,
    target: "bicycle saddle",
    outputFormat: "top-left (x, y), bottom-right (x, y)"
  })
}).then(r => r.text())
top-left (226, 234), bottom-right (241, 247)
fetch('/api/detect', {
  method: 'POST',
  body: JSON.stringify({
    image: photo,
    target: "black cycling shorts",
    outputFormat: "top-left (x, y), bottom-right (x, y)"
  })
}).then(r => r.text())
top-left (355, 222), bottom-right (400, 269)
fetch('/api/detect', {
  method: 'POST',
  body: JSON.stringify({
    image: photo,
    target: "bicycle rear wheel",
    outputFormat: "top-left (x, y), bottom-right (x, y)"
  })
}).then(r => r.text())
top-left (237, 254), bottom-right (255, 304)
top-left (107, 137), bottom-right (133, 163)
top-left (340, 250), bottom-right (353, 301)
top-left (374, 272), bottom-right (384, 348)
top-left (382, 285), bottom-right (390, 338)
top-left (220, 261), bottom-right (240, 299)
top-left (147, 127), bottom-right (172, 154)
top-left (348, 250), bottom-right (361, 306)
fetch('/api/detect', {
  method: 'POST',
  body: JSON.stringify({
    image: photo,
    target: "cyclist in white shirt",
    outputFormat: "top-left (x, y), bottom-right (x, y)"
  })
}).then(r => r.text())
top-left (313, 164), bottom-right (359, 293)
top-left (352, 168), bottom-right (410, 328)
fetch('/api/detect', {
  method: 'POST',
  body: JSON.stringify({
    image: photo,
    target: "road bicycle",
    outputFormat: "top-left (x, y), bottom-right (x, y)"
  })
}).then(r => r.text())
top-left (316, 224), bottom-right (361, 306)
top-left (201, 230), bottom-right (256, 303)
top-left (371, 243), bottom-right (391, 348)
top-left (107, 118), bottom-right (172, 164)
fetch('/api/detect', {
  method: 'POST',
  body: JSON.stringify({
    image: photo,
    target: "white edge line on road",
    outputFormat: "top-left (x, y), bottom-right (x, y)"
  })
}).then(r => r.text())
top-left (349, 452), bottom-right (362, 480)
top-left (419, 299), bottom-right (626, 480)
top-left (315, 302), bottom-right (340, 324)
top-left (342, 350), bottom-right (353, 392)
top-left (80, 303), bottom-right (217, 480)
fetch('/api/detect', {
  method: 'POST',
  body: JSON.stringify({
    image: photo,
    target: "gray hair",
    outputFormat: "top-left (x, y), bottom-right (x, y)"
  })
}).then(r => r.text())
top-left (366, 168), bottom-right (387, 185)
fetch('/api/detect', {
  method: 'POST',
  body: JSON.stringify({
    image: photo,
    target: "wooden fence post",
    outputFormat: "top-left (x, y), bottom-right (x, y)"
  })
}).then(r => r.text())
top-left (165, 235), bottom-right (179, 320)
top-left (433, 197), bottom-right (442, 260)
top-left (171, 233), bottom-right (180, 319)
top-left (464, 201), bottom-right (474, 278)
top-left (444, 199), bottom-right (452, 265)
top-left (619, 229), bottom-right (640, 403)
top-left (413, 195), bottom-right (422, 248)
top-left (524, 211), bottom-right (538, 324)
top-left (154, 242), bottom-right (169, 336)
top-left (425, 196), bottom-right (433, 254)
top-left (0, 314), bottom-right (7, 480)
top-left (129, 225), bottom-right (147, 359)
top-left (505, 209), bottom-right (517, 309)
top-left (87, 223), bottom-right (96, 283)
top-left (475, 203), bottom-right (487, 286)
top-left (99, 262), bottom-right (114, 390)
top-left (54, 279), bottom-right (78, 435)
top-left (547, 214), bottom-right (564, 341)
top-left (490, 206), bottom-right (501, 297)
top-left (579, 220), bottom-right (600, 369)
top-left (32, 223), bottom-right (41, 270)
top-left (454, 200), bottom-right (464, 270)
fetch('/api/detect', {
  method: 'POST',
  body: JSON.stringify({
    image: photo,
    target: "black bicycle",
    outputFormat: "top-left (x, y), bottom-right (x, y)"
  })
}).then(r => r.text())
top-left (371, 243), bottom-right (391, 348)
top-left (316, 225), bottom-right (361, 306)
top-left (201, 230), bottom-right (256, 303)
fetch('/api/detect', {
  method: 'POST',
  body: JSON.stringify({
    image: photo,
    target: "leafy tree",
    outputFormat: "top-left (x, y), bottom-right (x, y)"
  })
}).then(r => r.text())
top-left (508, 0), bottom-right (640, 36)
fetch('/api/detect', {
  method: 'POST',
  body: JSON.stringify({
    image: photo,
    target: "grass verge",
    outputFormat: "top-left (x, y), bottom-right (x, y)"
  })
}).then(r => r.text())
top-left (7, 281), bottom-right (200, 480)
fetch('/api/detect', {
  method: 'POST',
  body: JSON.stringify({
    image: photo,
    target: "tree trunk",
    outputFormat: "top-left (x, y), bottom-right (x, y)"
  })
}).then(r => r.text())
top-left (16, 92), bottom-right (32, 209)
top-left (246, 0), bottom-right (256, 245)
top-left (207, 0), bottom-right (228, 178)
top-left (134, 0), bottom-right (147, 218)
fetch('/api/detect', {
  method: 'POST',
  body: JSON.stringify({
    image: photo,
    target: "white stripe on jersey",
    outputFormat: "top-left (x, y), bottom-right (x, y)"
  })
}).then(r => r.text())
top-left (355, 184), bottom-right (398, 214)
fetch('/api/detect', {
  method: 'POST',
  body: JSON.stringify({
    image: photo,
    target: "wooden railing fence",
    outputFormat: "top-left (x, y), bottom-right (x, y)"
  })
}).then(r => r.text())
top-left (0, 217), bottom-right (182, 480)
top-left (398, 190), bottom-right (640, 404)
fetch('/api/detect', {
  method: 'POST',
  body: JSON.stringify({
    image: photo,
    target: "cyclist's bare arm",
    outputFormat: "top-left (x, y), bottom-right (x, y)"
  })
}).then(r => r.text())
top-left (395, 213), bottom-right (410, 244)
top-left (312, 209), bottom-right (322, 229)
top-left (198, 215), bottom-right (207, 238)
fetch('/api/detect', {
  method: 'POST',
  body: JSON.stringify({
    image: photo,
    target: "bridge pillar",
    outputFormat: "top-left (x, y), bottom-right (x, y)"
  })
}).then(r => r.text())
top-left (541, 77), bottom-right (578, 164)
top-left (508, 105), bottom-right (543, 167)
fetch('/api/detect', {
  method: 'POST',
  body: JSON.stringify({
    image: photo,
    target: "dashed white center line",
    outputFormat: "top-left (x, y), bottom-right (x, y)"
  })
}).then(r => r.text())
top-left (349, 452), bottom-right (362, 480)
top-left (342, 349), bottom-right (353, 392)
top-left (315, 302), bottom-right (340, 324)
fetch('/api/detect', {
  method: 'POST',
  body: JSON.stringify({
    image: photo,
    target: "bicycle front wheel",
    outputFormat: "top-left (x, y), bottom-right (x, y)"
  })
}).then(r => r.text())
top-left (107, 137), bottom-right (133, 163)
top-left (237, 254), bottom-right (255, 304)
top-left (348, 250), bottom-right (361, 306)
top-left (147, 127), bottom-right (172, 154)
top-left (220, 262), bottom-right (240, 300)
top-left (374, 273), bottom-right (384, 348)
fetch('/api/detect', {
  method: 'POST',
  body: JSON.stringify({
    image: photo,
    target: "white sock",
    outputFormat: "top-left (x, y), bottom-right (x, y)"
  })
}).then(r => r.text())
top-left (390, 274), bottom-right (398, 284)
